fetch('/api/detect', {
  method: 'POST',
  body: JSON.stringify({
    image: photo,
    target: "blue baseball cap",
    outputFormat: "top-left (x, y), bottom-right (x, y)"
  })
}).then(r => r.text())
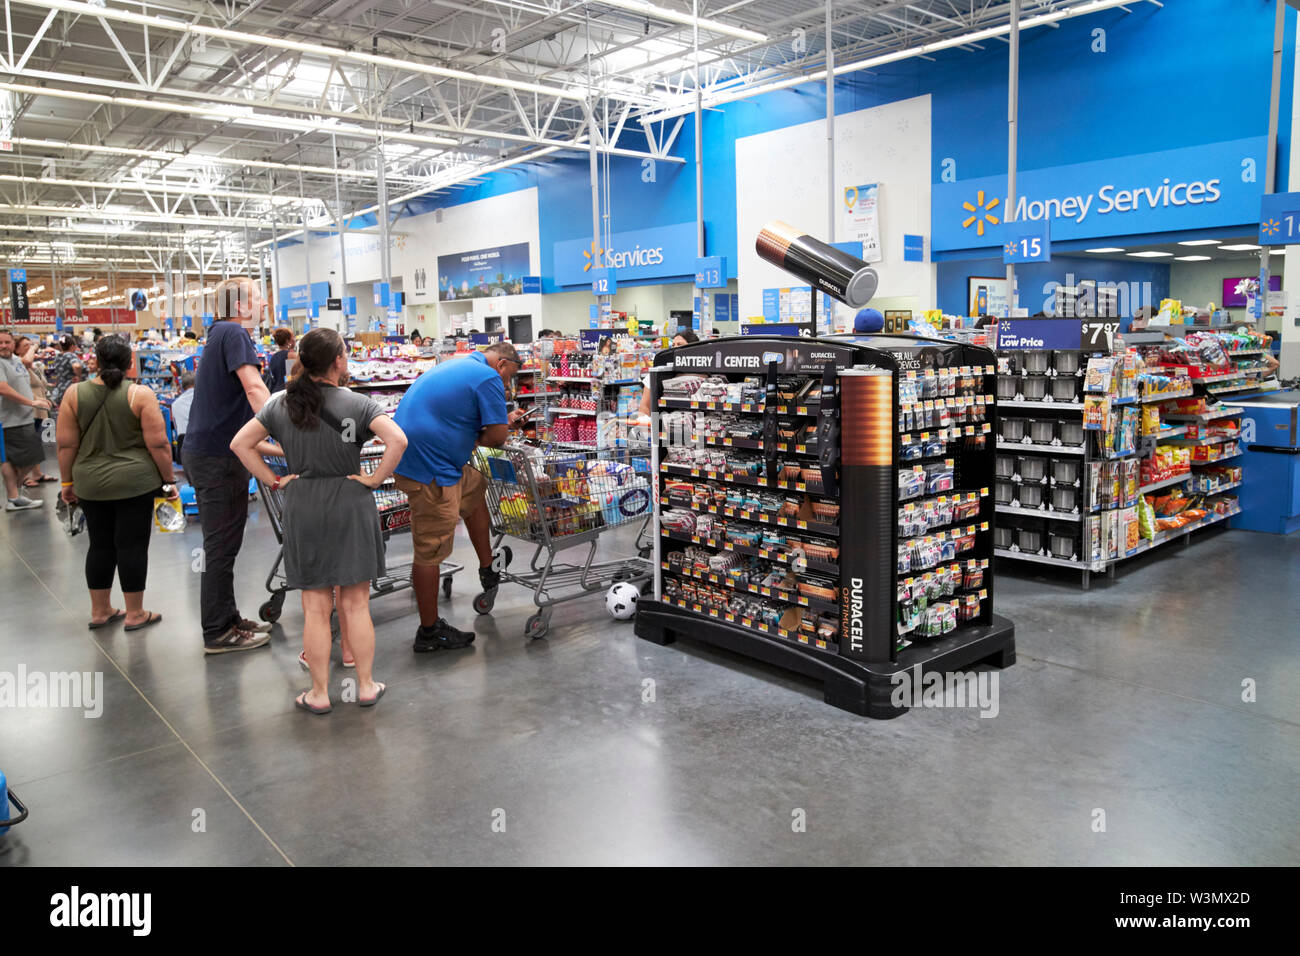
top-left (853, 308), bottom-right (885, 333)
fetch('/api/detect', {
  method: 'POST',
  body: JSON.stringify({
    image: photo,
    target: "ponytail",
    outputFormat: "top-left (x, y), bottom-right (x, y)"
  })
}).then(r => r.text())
top-left (285, 373), bottom-right (325, 429)
top-left (283, 327), bottom-right (344, 429)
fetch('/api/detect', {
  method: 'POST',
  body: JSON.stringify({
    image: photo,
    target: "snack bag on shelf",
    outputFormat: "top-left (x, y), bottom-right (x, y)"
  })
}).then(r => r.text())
top-left (1138, 496), bottom-right (1157, 540)
top-left (1141, 404), bottom-right (1161, 436)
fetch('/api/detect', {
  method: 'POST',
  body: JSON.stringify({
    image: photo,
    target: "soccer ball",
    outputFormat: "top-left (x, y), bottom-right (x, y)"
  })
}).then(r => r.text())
top-left (605, 582), bottom-right (641, 620)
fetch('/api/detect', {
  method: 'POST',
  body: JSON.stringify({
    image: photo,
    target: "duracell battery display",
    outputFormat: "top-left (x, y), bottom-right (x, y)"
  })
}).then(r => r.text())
top-left (646, 335), bottom-right (999, 667)
top-left (838, 368), bottom-right (895, 663)
top-left (755, 220), bottom-right (879, 308)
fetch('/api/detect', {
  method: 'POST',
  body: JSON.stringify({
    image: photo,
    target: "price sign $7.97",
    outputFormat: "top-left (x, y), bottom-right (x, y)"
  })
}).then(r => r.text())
top-left (1080, 320), bottom-right (1119, 352)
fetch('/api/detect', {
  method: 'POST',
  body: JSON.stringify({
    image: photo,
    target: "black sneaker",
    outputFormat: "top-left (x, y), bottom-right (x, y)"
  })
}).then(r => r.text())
top-left (414, 618), bottom-right (476, 652)
top-left (478, 566), bottom-right (500, 592)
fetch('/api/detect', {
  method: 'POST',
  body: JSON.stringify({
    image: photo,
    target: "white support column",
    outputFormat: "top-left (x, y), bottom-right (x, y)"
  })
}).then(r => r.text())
top-left (1004, 0), bottom-right (1020, 318)
top-left (826, 0), bottom-right (835, 243)
top-left (1281, 13), bottom-right (1300, 378)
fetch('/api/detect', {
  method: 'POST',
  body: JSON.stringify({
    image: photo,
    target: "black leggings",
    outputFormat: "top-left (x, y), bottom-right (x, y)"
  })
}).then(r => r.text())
top-left (79, 492), bottom-right (157, 593)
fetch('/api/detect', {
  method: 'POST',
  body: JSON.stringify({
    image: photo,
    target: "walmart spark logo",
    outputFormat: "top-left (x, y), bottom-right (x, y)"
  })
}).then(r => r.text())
top-left (962, 190), bottom-right (1001, 236)
top-left (1261, 217), bottom-right (1280, 238)
top-left (582, 241), bottom-right (604, 272)
top-left (1004, 241), bottom-right (1018, 258)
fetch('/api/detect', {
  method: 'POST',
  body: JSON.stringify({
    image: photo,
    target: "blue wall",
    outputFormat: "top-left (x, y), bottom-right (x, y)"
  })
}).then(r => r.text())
top-left (286, 0), bottom-right (1293, 305)
top-left (937, 256), bottom-right (1171, 320)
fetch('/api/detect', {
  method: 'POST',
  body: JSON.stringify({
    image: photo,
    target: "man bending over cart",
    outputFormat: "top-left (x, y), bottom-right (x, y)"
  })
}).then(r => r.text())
top-left (393, 341), bottom-right (528, 652)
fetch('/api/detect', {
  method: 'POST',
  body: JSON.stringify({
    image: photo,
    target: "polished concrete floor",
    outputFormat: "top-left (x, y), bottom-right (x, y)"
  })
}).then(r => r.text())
top-left (2, 467), bottom-right (1298, 866)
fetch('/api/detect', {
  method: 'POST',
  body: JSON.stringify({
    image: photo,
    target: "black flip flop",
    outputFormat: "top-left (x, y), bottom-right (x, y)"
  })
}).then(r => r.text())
top-left (88, 610), bottom-right (125, 630)
top-left (295, 692), bottom-right (332, 715)
top-left (124, 612), bottom-right (162, 632)
top-left (359, 683), bottom-right (387, 708)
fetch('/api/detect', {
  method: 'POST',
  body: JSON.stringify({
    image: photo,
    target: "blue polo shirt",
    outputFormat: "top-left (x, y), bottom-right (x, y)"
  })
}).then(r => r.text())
top-left (394, 352), bottom-right (506, 486)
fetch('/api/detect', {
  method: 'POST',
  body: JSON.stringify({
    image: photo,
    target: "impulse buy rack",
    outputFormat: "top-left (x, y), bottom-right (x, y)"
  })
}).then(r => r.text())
top-left (994, 332), bottom-right (1245, 589)
top-left (634, 334), bottom-right (1016, 719)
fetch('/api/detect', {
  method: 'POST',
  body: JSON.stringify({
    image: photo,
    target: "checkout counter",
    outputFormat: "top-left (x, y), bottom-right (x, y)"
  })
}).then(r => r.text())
top-left (1233, 389), bottom-right (1300, 535)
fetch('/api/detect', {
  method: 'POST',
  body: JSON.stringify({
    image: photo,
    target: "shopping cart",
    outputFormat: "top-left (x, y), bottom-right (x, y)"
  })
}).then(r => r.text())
top-left (254, 444), bottom-right (462, 623)
top-left (471, 441), bottom-right (654, 639)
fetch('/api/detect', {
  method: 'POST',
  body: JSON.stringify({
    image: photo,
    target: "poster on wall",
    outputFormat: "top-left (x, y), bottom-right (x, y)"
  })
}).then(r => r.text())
top-left (843, 183), bottom-right (882, 263)
top-left (437, 242), bottom-right (530, 301)
top-left (967, 277), bottom-right (1009, 318)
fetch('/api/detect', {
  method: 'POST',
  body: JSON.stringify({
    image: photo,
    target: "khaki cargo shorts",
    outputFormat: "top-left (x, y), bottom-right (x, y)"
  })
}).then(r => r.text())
top-left (393, 463), bottom-right (488, 567)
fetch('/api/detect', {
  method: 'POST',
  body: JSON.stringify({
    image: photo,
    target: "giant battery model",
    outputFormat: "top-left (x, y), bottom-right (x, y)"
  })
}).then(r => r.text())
top-left (635, 333), bottom-right (1016, 718)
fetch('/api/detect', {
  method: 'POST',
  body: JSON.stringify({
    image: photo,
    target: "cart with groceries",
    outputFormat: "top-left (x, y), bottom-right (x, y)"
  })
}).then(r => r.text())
top-left (470, 440), bottom-right (654, 638)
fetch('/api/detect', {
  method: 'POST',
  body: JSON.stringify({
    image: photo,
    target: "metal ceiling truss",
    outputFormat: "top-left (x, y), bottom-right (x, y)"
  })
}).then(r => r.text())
top-left (0, 0), bottom-right (1157, 271)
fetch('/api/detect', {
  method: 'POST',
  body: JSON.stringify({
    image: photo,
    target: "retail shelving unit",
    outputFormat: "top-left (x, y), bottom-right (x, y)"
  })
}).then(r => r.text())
top-left (995, 342), bottom-right (1245, 589)
top-left (634, 334), bottom-right (1015, 719)
top-left (542, 340), bottom-right (650, 448)
top-left (993, 348), bottom-right (1108, 587)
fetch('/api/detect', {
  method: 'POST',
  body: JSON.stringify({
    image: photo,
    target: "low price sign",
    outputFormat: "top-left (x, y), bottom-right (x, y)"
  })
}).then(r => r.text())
top-left (996, 318), bottom-right (1078, 351)
top-left (1080, 319), bottom-right (1121, 352)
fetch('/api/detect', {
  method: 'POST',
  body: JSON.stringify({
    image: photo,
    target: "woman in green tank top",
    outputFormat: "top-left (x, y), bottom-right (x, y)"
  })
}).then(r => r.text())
top-left (56, 335), bottom-right (180, 632)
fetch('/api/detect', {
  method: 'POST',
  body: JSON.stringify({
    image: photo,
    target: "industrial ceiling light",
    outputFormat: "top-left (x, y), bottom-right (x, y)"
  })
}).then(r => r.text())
top-left (641, 0), bottom-right (1150, 121)
top-left (1127, 251), bottom-right (1173, 257)
top-left (0, 82), bottom-right (461, 149)
top-left (595, 0), bottom-right (766, 43)
top-left (15, 0), bottom-right (591, 102)
top-left (1177, 239), bottom-right (1222, 246)
top-left (1218, 244), bottom-right (1261, 251)
top-left (1174, 255), bottom-right (1212, 262)
top-left (1085, 247), bottom-right (1125, 253)
top-left (7, 137), bottom-right (383, 180)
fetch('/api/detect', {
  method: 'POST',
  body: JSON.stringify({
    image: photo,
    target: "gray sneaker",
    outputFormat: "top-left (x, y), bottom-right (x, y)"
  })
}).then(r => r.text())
top-left (204, 627), bottom-right (271, 654)
top-left (5, 496), bottom-right (44, 511)
top-left (238, 617), bottom-right (274, 634)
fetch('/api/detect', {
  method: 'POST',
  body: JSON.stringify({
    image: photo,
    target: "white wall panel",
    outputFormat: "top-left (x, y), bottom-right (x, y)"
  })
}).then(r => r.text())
top-left (735, 95), bottom-right (934, 324)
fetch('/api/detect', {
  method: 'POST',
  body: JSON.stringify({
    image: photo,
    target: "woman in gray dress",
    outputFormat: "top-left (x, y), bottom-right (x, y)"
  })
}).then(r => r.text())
top-left (231, 328), bottom-right (407, 714)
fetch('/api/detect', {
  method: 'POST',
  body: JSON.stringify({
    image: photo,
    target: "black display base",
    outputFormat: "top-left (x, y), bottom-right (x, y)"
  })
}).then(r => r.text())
top-left (635, 601), bottom-right (1015, 719)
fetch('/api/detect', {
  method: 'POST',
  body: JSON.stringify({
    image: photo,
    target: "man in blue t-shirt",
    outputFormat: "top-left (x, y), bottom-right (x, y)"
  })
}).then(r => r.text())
top-left (394, 342), bottom-right (525, 652)
top-left (183, 276), bottom-right (273, 655)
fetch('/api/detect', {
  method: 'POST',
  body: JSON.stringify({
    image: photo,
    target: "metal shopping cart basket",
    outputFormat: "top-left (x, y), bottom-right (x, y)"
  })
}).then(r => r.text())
top-left (254, 444), bottom-right (462, 623)
top-left (470, 440), bottom-right (653, 639)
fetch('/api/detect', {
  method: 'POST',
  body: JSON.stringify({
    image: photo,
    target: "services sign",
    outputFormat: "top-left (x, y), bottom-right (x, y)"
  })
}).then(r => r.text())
top-left (553, 222), bottom-right (697, 288)
top-left (933, 137), bottom-right (1267, 252)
